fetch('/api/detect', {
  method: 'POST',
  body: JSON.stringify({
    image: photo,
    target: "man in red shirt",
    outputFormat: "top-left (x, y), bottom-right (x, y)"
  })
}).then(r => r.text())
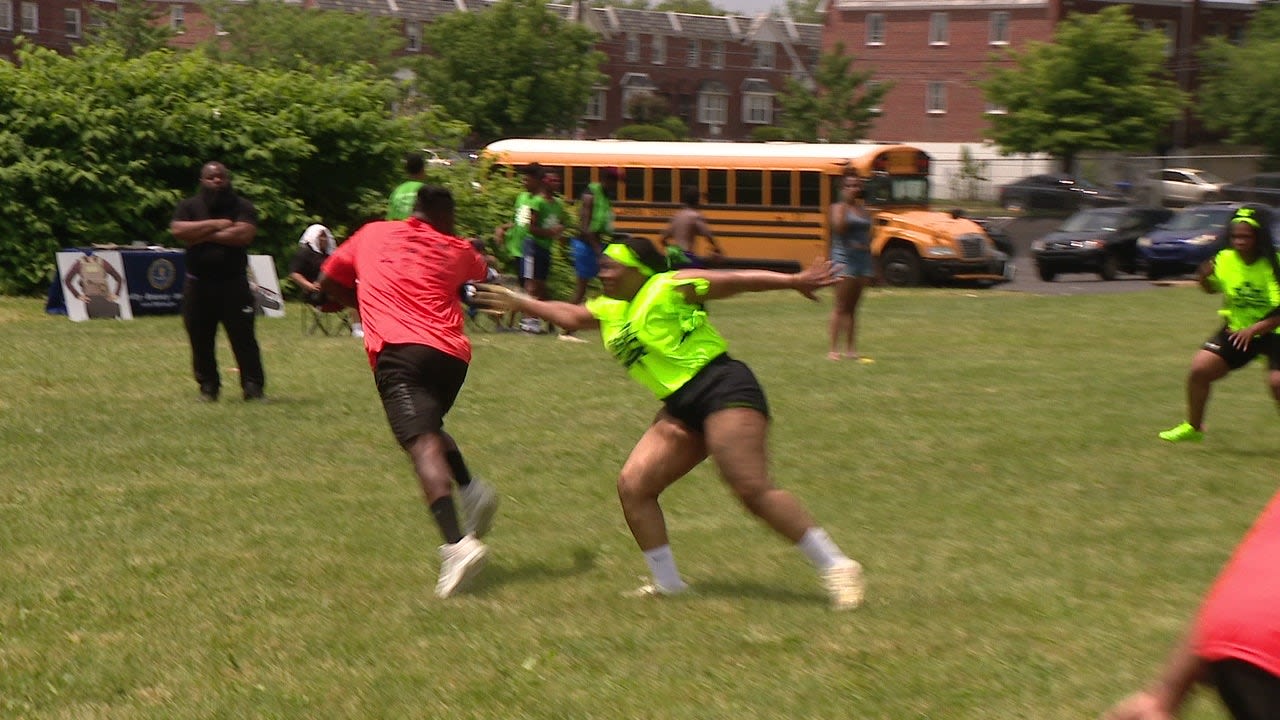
top-left (319, 185), bottom-right (497, 599)
top-left (1104, 490), bottom-right (1280, 720)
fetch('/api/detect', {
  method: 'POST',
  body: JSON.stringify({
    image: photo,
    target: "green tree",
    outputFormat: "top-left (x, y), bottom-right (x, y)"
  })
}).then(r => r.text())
top-left (652, 0), bottom-right (724, 15)
top-left (0, 43), bottom-right (499, 294)
top-left (781, 0), bottom-right (821, 24)
top-left (202, 0), bottom-right (406, 74)
top-left (980, 6), bottom-right (1185, 173)
top-left (419, 0), bottom-right (605, 142)
top-left (1198, 4), bottom-right (1280, 161)
top-left (85, 0), bottom-right (174, 59)
top-left (776, 43), bottom-right (886, 142)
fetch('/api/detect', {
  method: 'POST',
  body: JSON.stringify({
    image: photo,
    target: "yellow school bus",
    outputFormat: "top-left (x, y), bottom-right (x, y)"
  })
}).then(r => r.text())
top-left (483, 138), bottom-right (1011, 286)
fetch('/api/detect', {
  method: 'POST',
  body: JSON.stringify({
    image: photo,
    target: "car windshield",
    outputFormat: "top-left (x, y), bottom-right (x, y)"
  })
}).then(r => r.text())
top-left (1191, 170), bottom-right (1226, 185)
top-left (1059, 211), bottom-right (1119, 232)
top-left (1159, 208), bottom-right (1234, 231)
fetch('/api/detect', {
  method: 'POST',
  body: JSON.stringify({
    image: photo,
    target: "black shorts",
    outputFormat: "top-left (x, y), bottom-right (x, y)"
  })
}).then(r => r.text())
top-left (661, 354), bottom-right (770, 434)
top-left (1203, 326), bottom-right (1280, 371)
top-left (1208, 659), bottom-right (1280, 720)
top-left (373, 344), bottom-right (469, 448)
top-left (522, 239), bottom-right (552, 282)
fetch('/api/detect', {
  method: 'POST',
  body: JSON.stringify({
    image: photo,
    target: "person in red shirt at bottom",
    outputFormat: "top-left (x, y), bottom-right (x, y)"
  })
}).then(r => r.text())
top-left (1104, 490), bottom-right (1280, 720)
top-left (319, 186), bottom-right (498, 599)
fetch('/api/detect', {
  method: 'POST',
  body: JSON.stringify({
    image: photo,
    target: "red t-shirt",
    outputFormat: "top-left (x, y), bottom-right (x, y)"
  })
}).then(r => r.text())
top-left (1193, 489), bottom-right (1280, 677)
top-left (321, 218), bottom-right (488, 367)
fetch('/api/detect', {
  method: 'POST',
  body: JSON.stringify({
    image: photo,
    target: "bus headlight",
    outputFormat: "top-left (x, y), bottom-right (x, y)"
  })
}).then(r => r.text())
top-left (924, 246), bottom-right (957, 258)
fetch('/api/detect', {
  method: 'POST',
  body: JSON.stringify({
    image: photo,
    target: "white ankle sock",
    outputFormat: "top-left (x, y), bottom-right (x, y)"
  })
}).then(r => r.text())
top-left (642, 545), bottom-right (686, 590)
top-left (797, 528), bottom-right (848, 571)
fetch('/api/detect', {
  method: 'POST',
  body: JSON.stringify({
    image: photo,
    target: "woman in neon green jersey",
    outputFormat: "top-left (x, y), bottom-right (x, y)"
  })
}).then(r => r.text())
top-left (475, 235), bottom-right (865, 610)
top-left (1160, 205), bottom-right (1280, 443)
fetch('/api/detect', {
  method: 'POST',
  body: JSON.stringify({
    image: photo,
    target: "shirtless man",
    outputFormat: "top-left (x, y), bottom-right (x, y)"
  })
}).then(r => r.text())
top-left (660, 186), bottom-right (723, 269)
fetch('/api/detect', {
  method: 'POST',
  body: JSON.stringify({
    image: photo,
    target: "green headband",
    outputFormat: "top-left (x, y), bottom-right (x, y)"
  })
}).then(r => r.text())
top-left (1233, 208), bottom-right (1261, 229)
top-left (603, 243), bottom-right (655, 277)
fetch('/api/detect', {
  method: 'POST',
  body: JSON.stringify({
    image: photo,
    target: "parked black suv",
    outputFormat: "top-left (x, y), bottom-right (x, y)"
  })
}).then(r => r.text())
top-left (1031, 206), bottom-right (1173, 281)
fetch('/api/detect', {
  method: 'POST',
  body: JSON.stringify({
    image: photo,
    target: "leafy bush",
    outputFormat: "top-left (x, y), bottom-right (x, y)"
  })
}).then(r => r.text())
top-left (750, 126), bottom-right (790, 142)
top-left (614, 125), bottom-right (678, 142)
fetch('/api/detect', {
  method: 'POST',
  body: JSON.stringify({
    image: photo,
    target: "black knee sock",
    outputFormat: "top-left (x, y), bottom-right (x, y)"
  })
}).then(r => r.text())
top-left (446, 449), bottom-right (472, 488)
top-left (429, 496), bottom-right (464, 544)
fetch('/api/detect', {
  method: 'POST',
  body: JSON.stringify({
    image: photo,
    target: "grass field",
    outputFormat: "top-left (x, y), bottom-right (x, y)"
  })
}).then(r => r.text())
top-left (0, 286), bottom-right (1273, 719)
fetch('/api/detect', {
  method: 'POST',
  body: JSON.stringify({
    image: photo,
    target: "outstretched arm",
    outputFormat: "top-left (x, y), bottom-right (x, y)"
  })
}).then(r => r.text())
top-left (473, 284), bottom-right (599, 332)
top-left (317, 273), bottom-right (358, 309)
top-left (1102, 633), bottom-right (1204, 720)
top-left (673, 257), bottom-right (837, 302)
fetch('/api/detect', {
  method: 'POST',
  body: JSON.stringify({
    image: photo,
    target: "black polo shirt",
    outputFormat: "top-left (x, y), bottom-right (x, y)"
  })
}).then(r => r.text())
top-left (172, 193), bottom-right (258, 280)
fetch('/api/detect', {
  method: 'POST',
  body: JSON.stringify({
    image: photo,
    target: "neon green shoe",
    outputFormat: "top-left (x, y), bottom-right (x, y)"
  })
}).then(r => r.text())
top-left (1158, 422), bottom-right (1204, 443)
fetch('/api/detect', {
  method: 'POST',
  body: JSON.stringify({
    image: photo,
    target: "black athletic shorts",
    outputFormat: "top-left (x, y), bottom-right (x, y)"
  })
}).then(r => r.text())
top-left (1202, 326), bottom-right (1280, 371)
top-left (373, 344), bottom-right (469, 448)
top-left (1208, 658), bottom-right (1280, 720)
top-left (661, 354), bottom-right (770, 434)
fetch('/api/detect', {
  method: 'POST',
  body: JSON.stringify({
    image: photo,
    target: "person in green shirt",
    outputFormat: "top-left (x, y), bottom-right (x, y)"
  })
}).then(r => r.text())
top-left (474, 235), bottom-right (865, 611)
top-left (1160, 205), bottom-right (1280, 443)
top-left (386, 152), bottom-right (426, 221)
top-left (512, 163), bottom-right (563, 333)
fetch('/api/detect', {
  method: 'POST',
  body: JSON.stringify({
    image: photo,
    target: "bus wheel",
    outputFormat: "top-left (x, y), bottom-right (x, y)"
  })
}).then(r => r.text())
top-left (881, 247), bottom-right (922, 287)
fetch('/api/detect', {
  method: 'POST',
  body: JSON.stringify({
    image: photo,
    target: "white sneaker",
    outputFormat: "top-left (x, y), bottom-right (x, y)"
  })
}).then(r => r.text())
top-left (351, 325), bottom-right (365, 339)
top-left (458, 479), bottom-right (498, 538)
top-left (519, 318), bottom-right (545, 334)
top-left (624, 580), bottom-right (691, 598)
top-left (823, 560), bottom-right (865, 611)
top-left (435, 534), bottom-right (488, 598)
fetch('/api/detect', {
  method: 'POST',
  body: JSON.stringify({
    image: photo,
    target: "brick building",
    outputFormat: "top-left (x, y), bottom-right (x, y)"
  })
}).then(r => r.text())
top-left (818, 0), bottom-right (1263, 148)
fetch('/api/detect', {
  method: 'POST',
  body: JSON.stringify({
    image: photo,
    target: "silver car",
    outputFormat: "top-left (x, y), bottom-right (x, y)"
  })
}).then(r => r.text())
top-left (1141, 167), bottom-right (1226, 206)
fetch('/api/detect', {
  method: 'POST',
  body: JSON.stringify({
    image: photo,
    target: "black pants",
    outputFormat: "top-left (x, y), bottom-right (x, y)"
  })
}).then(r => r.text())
top-left (182, 275), bottom-right (265, 394)
top-left (1209, 659), bottom-right (1280, 720)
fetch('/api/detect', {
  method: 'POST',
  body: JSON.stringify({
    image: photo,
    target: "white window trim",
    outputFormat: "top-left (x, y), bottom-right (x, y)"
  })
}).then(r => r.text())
top-left (621, 88), bottom-right (653, 120)
top-left (625, 33), bottom-right (640, 63)
top-left (687, 38), bottom-right (700, 67)
top-left (866, 13), bottom-right (884, 46)
top-left (698, 92), bottom-right (728, 125)
top-left (584, 87), bottom-right (607, 121)
top-left (866, 80), bottom-right (883, 115)
top-left (64, 7), bottom-right (80, 37)
top-left (170, 5), bottom-right (184, 33)
top-left (989, 11), bottom-right (1009, 46)
top-left (926, 82), bottom-right (947, 114)
top-left (929, 12), bottom-right (948, 46)
top-left (984, 102), bottom-right (1007, 115)
top-left (742, 93), bottom-right (773, 125)
top-left (652, 34), bottom-right (665, 65)
top-left (0, 0), bottom-right (13, 32)
top-left (20, 1), bottom-right (37, 34)
top-left (710, 41), bottom-right (725, 70)
top-left (406, 22), bottom-right (421, 52)
top-left (754, 42), bottom-right (775, 70)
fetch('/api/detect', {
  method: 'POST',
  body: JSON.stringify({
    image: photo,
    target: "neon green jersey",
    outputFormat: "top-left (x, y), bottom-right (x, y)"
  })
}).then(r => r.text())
top-left (587, 182), bottom-right (613, 236)
top-left (1210, 249), bottom-right (1280, 332)
top-left (507, 191), bottom-right (532, 260)
top-left (586, 273), bottom-right (729, 399)
top-left (386, 180), bottom-right (424, 220)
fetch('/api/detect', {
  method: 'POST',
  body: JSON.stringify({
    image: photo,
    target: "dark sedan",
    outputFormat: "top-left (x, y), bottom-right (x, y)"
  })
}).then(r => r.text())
top-left (998, 173), bottom-right (1128, 215)
top-left (1220, 173), bottom-right (1280, 205)
top-left (1031, 206), bottom-right (1173, 281)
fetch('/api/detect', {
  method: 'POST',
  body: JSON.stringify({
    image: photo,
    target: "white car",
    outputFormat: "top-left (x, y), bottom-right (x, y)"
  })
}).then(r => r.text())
top-left (1141, 167), bottom-right (1226, 207)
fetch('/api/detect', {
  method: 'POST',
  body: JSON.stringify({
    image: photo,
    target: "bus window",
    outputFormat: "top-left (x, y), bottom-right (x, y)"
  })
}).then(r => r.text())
top-left (675, 168), bottom-right (700, 200)
top-left (736, 170), bottom-right (763, 206)
top-left (864, 175), bottom-right (892, 205)
top-left (769, 171), bottom-right (792, 206)
top-left (624, 167), bottom-right (645, 202)
top-left (568, 167), bottom-right (589, 201)
top-left (546, 166), bottom-right (568, 196)
top-left (799, 171), bottom-right (821, 209)
top-left (707, 169), bottom-right (728, 205)
top-left (652, 168), bottom-right (675, 204)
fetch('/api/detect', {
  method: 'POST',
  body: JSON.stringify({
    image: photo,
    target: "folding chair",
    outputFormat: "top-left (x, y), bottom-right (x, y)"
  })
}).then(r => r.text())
top-left (301, 301), bottom-right (353, 336)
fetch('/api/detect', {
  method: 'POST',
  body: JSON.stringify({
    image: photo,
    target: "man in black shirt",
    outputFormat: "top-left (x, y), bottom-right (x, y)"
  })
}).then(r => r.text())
top-left (170, 161), bottom-right (267, 402)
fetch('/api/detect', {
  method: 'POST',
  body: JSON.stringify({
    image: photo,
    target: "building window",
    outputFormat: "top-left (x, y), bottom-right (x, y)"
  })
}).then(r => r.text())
top-left (866, 80), bottom-right (883, 114)
top-left (866, 13), bottom-right (884, 45)
top-left (625, 33), bottom-right (640, 62)
top-left (929, 12), bottom-right (948, 45)
top-left (64, 7), bottom-right (80, 37)
top-left (0, 1), bottom-right (13, 32)
top-left (984, 101), bottom-right (1007, 115)
top-left (620, 73), bottom-right (657, 120)
top-left (406, 22), bottom-right (421, 52)
top-left (687, 38), bottom-right (700, 67)
top-left (1159, 20), bottom-right (1176, 57)
top-left (1228, 24), bottom-right (1245, 44)
top-left (584, 87), bottom-right (606, 120)
top-left (989, 11), bottom-right (1009, 45)
top-left (743, 94), bottom-right (772, 125)
top-left (622, 89), bottom-right (652, 120)
top-left (652, 34), bottom-right (665, 64)
top-left (926, 82), bottom-right (946, 114)
top-left (20, 1), bottom-right (36, 33)
top-left (1207, 22), bottom-right (1224, 37)
top-left (754, 42), bottom-right (775, 70)
top-left (170, 5), bottom-right (184, 32)
top-left (698, 91), bottom-right (727, 125)
top-left (710, 41), bottom-right (725, 70)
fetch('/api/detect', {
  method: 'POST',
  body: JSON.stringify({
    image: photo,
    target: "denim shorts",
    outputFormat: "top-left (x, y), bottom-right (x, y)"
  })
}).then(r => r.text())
top-left (831, 245), bottom-right (874, 278)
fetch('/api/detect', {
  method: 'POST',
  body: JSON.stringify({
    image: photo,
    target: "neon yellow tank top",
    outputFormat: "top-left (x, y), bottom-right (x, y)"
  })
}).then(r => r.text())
top-left (1211, 249), bottom-right (1280, 332)
top-left (586, 273), bottom-right (728, 399)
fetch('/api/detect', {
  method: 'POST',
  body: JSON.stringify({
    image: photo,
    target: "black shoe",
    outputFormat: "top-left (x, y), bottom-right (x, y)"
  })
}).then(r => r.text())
top-left (199, 385), bottom-right (219, 402)
top-left (242, 383), bottom-right (266, 402)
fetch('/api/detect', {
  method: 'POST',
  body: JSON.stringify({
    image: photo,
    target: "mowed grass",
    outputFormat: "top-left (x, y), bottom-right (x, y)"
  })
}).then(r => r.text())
top-left (0, 286), bottom-right (1271, 719)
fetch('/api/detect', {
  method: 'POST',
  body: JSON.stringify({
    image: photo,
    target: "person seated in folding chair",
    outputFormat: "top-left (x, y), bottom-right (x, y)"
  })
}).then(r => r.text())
top-left (290, 223), bottom-right (362, 337)
top-left (461, 239), bottom-right (509, 333)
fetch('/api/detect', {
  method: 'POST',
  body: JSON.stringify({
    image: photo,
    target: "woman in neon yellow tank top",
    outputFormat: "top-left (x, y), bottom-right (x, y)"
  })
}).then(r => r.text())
top-left (475, 236), bottom-right (866, 610)
top-left (1160, 205), bottom-right (1280, 443)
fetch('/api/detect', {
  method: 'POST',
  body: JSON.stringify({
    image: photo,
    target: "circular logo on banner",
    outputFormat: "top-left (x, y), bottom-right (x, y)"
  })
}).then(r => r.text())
top-left (148, 259), bottom-right (177, 290)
